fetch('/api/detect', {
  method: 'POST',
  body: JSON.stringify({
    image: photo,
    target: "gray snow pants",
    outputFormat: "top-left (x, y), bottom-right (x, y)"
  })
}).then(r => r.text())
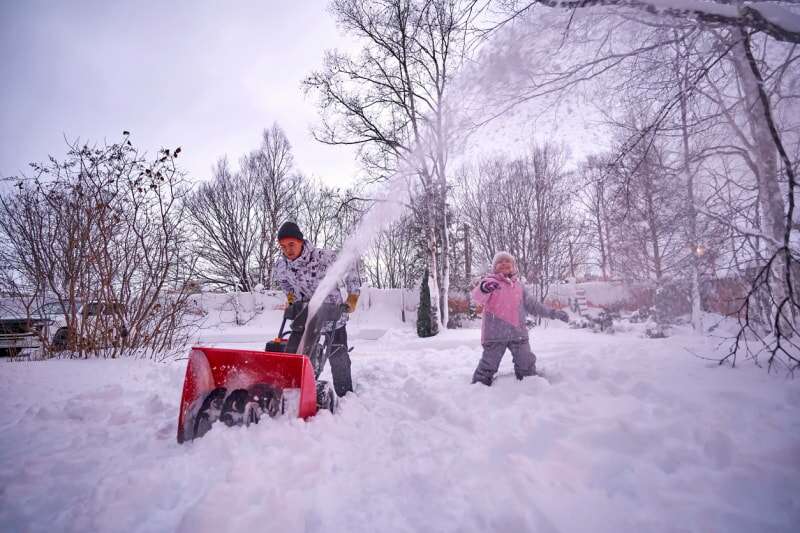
top-left (472, 339), bottom-right (537, 385)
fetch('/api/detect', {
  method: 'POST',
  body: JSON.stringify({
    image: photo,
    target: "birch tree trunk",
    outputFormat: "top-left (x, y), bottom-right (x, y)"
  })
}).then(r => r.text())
top-left (676, 35), bottom-right (703, 333)
top-left (733, 35), bottom-right (787, 330)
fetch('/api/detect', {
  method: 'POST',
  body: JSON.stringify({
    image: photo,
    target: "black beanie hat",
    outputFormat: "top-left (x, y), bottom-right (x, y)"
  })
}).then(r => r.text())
top-left (277, 221), bottom-right (304, 241)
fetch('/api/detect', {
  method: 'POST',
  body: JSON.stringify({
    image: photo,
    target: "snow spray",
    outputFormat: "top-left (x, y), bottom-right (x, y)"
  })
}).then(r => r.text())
top-left (294, 15), bottom-right (498, 354)
top-left (296, 8), bottom-right (555, 353)
top-left (297, 173), bottom-right (411, 355)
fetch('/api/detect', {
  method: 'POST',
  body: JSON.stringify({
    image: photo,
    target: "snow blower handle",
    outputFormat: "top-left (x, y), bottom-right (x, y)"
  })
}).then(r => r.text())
top-left (284, 299), bottom-right (307, 321)
top-left (266, 300), bottom-right (310, 353)
top-left (275, 299), bottom-right (309, 338)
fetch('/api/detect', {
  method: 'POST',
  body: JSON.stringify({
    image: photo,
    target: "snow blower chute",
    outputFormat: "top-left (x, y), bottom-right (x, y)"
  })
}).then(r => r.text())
top-left (176, 301), bottom-right (346, 444)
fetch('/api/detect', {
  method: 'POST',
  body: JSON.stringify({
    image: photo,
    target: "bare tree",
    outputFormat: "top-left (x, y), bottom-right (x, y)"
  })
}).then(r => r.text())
top-left (717, 30), bottom-right (800, 371)
top-left (363, 214), bottom-right (426, 288)
top-left (245, 124), bottom-right (301, 287)
top-left (601, 108), bottom-right (690, 283)
top-left (295, 178), bottom-right (342, 250)
top-left (497, 2), bottom-right (800, 45)
top-left (185, 124), bottom-right (303, 292)
top-left (305, 0), bottom-right (482, 330)
top-left (185, 157), bottom-right (260, 291)
top-left (577, 156), bottom-right (617, 280)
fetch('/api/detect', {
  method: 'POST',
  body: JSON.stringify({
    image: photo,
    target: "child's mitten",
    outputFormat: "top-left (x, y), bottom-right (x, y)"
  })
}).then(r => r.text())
top-left (479, 280), bottom-right (500, 294)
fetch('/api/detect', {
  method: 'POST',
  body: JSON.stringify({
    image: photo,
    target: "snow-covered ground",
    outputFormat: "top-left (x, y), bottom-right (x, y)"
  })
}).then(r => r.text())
top-left (2, 306), bottom-right (799, 533)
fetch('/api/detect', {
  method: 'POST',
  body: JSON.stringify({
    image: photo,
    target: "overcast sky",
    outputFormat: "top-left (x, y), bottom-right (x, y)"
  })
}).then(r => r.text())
top-left (0, 1), bottom-right (361, 186)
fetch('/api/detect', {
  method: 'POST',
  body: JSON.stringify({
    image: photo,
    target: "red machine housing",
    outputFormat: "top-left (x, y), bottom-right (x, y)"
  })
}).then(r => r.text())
top-left (176, 346), bottom-right (318, 443)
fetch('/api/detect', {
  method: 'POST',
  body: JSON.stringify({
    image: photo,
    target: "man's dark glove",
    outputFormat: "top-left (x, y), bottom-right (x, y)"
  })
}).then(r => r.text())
top-left (479, 280), bottom-right (500, 294)
top-left (552, 309), bottom-right (569, 322)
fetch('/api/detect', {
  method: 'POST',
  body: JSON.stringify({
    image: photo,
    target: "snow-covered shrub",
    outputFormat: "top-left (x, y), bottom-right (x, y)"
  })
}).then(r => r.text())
top-left (645, 320), bottom-right (669, 339)
top-left (591, 310), bottom-right (615, 334)
top-left (654, 281), bottom-right (691, 324)
top-left (628, 306), bottom-right (653, 323)
top-left (417, 269), bottom-right (438, 338)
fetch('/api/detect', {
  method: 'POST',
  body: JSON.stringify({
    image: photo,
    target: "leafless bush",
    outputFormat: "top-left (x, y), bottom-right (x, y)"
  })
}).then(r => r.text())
top-left (0, 134), bottom-right (199, 360)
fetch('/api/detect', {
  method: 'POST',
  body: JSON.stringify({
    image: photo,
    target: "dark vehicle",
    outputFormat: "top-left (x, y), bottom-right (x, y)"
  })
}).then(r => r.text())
top-left (38, 300), bottom-right (128, 351)
top-left (0, 317), bottom-right (47, 358)
top-left (0, 300), bottom-right (127, 357)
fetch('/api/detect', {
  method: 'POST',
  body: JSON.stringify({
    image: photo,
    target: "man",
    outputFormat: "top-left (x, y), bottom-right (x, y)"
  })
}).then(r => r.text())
top-left (273, 221), bottom-right (361, 397)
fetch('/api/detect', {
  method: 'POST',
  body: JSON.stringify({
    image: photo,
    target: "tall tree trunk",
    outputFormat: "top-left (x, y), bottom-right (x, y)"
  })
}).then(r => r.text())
top-left (423, 190), bottom-right (442, 333)
top-left (568, 240), bottom-right (576, 279)
top-left (602, 201), bottom-right (614, 279)
top-left (438, 186), bottom-right (450, 328)
top-left (427, 236), bottom-right (442, 332)
top-left (464, 223), bottom-right (472, 282)
top-left (433, 100), bottom-right (450, 329)
top-left (677, 36), bottom-right (703, 333)
top-left (595, 192), bottom-right (609, 280)
top-left (644, 175), bottom-right (663, 280)
top-left (734, 34), bottom-right (788, 329)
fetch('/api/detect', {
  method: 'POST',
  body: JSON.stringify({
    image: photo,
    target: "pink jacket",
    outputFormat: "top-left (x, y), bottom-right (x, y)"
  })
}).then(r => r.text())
top-left (471, 272), bottom-right (554, 343)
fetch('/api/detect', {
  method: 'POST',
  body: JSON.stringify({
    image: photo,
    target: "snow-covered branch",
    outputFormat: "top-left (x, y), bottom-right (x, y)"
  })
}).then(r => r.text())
top-left (521, 1), bottom-right (800, 43)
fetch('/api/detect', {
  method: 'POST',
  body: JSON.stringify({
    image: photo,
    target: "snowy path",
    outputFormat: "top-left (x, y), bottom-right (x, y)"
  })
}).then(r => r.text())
top-left (1, 324), bottom-right (799, 532)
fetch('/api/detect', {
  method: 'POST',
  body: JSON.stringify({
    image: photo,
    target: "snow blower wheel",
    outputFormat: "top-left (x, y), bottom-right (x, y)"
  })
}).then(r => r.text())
top-left (247, 383), bottom-right (285, 419)
top-left (316, 380), bottom-right (337, 413)
top-left (192, 387), bottom-right (227, 439)
top-left (219, 389), bottom-right (250, 427)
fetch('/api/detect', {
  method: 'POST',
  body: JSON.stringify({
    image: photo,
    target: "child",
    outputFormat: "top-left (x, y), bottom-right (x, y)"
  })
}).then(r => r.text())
top-left (471, 251), bottom-right (568, 386)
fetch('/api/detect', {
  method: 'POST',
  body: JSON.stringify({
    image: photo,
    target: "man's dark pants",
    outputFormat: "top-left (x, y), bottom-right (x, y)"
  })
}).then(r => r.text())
top-left (287, 326), bottom-right (353, 397)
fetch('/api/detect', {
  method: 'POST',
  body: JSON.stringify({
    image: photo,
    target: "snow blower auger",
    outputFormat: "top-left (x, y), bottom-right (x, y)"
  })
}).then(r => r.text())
top-left (176, 300), bottom-right (347, 444)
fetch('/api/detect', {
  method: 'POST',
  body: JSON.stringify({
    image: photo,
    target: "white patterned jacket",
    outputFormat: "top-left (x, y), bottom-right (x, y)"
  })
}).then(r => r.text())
top-left (273, 240), bottom-right (361, 331)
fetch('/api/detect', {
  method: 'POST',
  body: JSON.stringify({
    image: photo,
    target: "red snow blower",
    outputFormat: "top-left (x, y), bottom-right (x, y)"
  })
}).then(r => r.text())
top-left (176, 301), bottom-right (345, 444)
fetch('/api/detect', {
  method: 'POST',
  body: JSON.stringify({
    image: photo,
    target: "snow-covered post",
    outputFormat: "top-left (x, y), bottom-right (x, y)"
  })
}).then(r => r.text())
top-left (231, 290), bottom-right (242, 326)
